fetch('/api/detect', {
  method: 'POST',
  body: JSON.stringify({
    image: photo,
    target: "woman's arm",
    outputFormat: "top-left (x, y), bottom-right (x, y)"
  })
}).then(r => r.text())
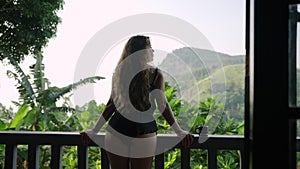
top-left (153, 70), bottom-right (188, 137)
top-left (153, 70), bottom-right (194, 148)
top-left (85, 96), bottom-right (116, 134)
top-left (81, 96), bottom-right (116, 146)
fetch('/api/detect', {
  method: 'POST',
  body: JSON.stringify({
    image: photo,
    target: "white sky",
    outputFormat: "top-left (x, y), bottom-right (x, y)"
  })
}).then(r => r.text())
top-left (0, 0), bottom-right (246, 110)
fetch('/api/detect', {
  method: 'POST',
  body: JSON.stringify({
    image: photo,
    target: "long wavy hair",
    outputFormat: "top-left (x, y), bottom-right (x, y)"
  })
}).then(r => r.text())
top-left (112, 35), bottom-right (155, 113)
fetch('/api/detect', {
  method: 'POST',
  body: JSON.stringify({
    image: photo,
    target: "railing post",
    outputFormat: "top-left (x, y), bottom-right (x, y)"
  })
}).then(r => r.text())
top-left (181, 148), bottom-right (190, 169)
top-left (4, 144), bottom-right (17, 169)
top-left (155, 153), bottom-right (164, 169)
top-left (208, 148), bottom-right (217, 169)
top-left (51, 145), bottom-right (62, 169)
top-left (101, 148), bottom-right (110, 169)
top-left (28, 144), bottom-right (40, 169)
top-left (77, 145), bottom-right (88, 169)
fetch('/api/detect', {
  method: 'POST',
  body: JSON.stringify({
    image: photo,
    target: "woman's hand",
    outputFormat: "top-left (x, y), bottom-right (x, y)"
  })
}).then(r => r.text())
top-left (80, 131), bottom-right (91, 146)
top-left (170, 121), bottom-right (194, 148)
top-left (181, 133), bottom-right (194, 148)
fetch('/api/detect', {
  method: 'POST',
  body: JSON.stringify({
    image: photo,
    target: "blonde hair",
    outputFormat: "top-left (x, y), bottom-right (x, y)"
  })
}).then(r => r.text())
top-left (112, 35), bottom-right (155, 113)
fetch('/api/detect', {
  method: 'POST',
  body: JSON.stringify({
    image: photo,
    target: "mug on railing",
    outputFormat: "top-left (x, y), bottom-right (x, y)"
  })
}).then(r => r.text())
top-left (195, 125), bottom-right (208, 143)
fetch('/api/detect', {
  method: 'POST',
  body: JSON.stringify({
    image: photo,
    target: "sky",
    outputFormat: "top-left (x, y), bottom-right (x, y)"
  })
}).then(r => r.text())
top-left (0, 0), bottom-right (246, 110)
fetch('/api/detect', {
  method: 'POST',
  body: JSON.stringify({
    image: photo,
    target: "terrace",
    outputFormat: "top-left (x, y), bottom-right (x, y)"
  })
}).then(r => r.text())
top-left (1, 0), bottom-right (300, 168)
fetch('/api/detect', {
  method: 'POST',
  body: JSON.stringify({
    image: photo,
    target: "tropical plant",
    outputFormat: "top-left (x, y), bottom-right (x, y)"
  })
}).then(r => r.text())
top-left (76, 100), bottom-right (106, 131)
top-left (0, 103), bottom-right (13, 130)
top-left (1, 52), bottom-right (103, 168)
top-left (5, 53), bottom-right (104, 131)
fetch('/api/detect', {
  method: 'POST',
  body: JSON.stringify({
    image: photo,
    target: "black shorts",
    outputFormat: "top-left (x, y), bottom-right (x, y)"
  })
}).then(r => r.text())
top-left (107, 112), bottom-right (158, 137)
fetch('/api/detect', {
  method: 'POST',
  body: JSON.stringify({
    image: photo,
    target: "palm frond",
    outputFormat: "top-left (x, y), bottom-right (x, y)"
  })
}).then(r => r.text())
top-left (7, 70), bottom-right (29, 101)
top-left (11, 101), bottom-right (21, 107)
top-left (47, 106), bottom-right (76, 113)
top-left (5, 55), bottom-right (35, 104)
top-left (29, 53), bottom-right (47, 93)
top-left (71, 76), bottom-right (105, 90)
top-left (38, 76), bottom-right (104, 106)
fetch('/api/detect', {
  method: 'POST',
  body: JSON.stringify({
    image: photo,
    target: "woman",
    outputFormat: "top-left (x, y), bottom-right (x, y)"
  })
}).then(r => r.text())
top-left (81, 35), bottom-right (194, 169)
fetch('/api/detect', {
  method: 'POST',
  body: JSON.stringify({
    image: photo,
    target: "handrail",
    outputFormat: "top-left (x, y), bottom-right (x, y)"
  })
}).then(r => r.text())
top-left (0, 131), bottom-right (245, 169)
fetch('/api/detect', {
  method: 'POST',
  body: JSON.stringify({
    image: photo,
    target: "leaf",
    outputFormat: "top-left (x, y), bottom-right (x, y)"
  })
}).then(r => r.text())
top-left (39, 76), bottom-right (104, 106)
top-left (48, 107), bottom-right (76, 113)
top-left (236, 122), bottom-right (244, 135)
top-left (0, 120), bottom-right (8, 130)
top-left (6, 54), bottom-right (35, 102)
top-left (30, 53), bottom-right (47, 92)
top-left (10, 104), bottom-right (29, 129)
top-left (23, 109), bottom-right (37, 124)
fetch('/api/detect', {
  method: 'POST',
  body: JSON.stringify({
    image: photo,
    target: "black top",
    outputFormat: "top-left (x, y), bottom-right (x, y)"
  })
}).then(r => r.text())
top-left (107, 68), bottom-right (159, 137)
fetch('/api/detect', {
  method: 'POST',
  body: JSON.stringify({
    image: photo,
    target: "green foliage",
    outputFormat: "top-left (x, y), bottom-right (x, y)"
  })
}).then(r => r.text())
top-left (0, 120), bottom-right (7, 130)
top-left (190, 149), bottom-right (208, 169)
top-left (6, 53), bottom-right (35, 105)
top-left (160, 47), bottom-right (245, 124)
top-left (0, 0), bottom-right (64, 62)
top-left (155, 82), bottom-right (186, 132)
top-left (39, 145), bottom-right (51, 168)
top-left (164, 149), bottom-right (180, 169)
top-left (154, 83), bottom-right (243, 169)
top-left (297, 152), bottom-right (300, 166)
top-left (9, 103), bottom-right (28, 130)
top-left (76, 100), bottom-right (106, 131)
top-left (1, 66), bottom-right (243, 168)
top-left (197, 64), bottom-right (245, 123)
top-left (217, 150), bottom-right (240, 169)
top-left (61, 146), bottom-right (78, 169)
top-left (0, 103), bottom-right (14, 122)
top-left (215, 117), bottom-right (244, 135)
top-left (0, 103), bottom-right (12, 167)
top-left (5, 54), bottom-right (103, 131)
top-left (87, 147), bottom-right (102, 169)
top-left (0, 53), bottom-right (103, 168)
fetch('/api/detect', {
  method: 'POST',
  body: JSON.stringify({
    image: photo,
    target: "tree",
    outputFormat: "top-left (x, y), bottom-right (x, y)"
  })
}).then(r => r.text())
top-left (0, 0), bottom-right (64, 63)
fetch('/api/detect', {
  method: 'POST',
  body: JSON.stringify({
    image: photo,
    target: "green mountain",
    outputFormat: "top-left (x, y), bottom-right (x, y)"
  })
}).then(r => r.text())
top-left (160, 47), bottom-right (244, 70)
top-left (159, 47), bottom-right (245, 86)
top-left (159, 47), bottom-right (245, 121)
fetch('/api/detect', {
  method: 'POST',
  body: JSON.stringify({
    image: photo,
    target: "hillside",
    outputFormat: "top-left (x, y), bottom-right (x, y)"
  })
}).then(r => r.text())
top-left (159, 47), bottom-right (246, 121)
top-left (160, 47), bottom-right (244, 71)
top-left (198, 64), bottom-right (245, 121)
top-left (159, 47), bottom-right (245, 87)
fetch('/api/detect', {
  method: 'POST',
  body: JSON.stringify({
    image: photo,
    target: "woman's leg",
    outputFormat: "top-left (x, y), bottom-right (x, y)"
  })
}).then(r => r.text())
top-left (130, 156), bottom-right (154, 169)
top-left (106, 151), bottom-right (130, 169)
top-left (105, 131), bottom-right (130, 169)
top-left (130, 133), bottom-right (157, 169)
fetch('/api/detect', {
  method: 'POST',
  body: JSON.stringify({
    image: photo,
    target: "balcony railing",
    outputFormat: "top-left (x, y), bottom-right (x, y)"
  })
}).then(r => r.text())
top-left (0, 131), bottom-right (245, 169)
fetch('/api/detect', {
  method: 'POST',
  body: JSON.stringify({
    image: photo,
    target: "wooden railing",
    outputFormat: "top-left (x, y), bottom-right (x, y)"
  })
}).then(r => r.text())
top-left (0, 131), bottom-right (245, 169)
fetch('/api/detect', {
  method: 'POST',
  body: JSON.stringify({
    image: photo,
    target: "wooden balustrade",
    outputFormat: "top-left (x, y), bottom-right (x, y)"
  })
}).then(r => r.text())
top-left (0, 131), bottom-right (245, 169)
